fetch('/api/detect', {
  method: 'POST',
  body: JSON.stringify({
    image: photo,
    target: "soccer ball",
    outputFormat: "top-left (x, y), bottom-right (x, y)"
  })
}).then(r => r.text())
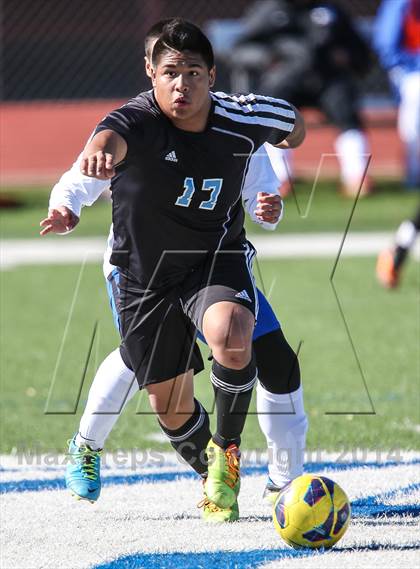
top-left (273, 474), bottom-right (351, 549)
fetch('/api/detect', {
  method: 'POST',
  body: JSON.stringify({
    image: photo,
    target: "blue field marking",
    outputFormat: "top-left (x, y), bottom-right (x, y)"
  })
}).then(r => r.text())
top-left (1, 459), bottom-right (420, 495)
top-left (351, 482), bottom-right (420, 518)
top-left (0, 471), bottom-right (196, 494)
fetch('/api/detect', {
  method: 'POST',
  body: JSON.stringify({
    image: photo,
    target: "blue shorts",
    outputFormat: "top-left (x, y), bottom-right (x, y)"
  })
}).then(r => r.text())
top-left (106, 269), bottom-right (280, 344)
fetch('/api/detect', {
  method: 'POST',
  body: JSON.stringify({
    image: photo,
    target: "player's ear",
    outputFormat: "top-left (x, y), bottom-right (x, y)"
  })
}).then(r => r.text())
top-left (209, 66), bottom-right (216, 88)
top-left (144, 56), bottom-right (153, 79)
top-left (150, 66), bottom-right (157, 87)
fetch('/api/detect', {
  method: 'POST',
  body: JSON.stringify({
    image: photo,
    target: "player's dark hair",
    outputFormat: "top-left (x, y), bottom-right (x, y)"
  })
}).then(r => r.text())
top-left (144, 18), bottom-right (175, 58)
top-left (151, 18), bottom-right (214, 69)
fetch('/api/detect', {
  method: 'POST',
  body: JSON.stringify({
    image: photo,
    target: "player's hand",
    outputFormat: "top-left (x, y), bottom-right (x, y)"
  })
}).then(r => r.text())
top-left (39, 206), bottom-right (79, 235)
top-left (80, 151), bottom-right (116, 180)
top-left (254, 191), bottom-right (282, 223)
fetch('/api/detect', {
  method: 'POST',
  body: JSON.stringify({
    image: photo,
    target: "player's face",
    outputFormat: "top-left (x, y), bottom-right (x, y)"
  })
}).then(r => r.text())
top-left (152, 50), bottom-right (215, 132)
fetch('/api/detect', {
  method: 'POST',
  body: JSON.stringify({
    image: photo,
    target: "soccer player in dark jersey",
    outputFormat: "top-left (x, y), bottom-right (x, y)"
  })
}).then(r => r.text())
top-left (65, 19), bottom-right (305, 521)
top-left (42, 20), bottom-right (307, 514)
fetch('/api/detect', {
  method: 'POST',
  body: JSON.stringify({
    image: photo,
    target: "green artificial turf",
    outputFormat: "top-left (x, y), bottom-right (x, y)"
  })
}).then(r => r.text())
top-left (1, 257), bottom-right (418, 453)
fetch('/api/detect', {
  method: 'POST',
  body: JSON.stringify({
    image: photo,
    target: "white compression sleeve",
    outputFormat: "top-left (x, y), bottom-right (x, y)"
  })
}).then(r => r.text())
top-left (264, 143), bottom-right (292, 183)
top-left (242, 144), bottom-right (284, 231)
top-left (77, 349), bottom-right (137, 450)
top-left (49, 146), bottom-right (110, 217)
top-left (256, 383), bottom-right (308, 488)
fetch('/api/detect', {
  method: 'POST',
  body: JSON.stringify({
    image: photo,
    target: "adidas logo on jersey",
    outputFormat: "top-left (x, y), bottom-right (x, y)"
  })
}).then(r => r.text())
top-left (235, 290), bottom-right (252, 302)
top-left (165, 151), bottom-right (178, 162)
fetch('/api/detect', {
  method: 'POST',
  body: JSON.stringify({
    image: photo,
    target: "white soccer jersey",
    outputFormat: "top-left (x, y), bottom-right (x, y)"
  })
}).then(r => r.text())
top-left (49, 142), bottom-right (283, 279)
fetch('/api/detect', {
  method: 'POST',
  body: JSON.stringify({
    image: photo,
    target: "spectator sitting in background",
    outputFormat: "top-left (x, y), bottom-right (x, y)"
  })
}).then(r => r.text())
top-left (373, 0), bottom-right (420, 190)
top-left (232, 0), bottom-right (373, 197)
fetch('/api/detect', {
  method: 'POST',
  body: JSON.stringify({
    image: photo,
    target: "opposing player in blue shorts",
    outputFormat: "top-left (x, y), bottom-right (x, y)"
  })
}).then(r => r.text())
top-left (40, 19), bottom-right (307, 519)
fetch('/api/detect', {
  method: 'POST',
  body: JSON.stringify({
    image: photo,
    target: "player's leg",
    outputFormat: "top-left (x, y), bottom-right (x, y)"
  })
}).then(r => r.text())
top-left (118, 271), bottom-right (209, 469)
top-left (377, 204), bottom-right (420, 288)
top-left (117, 273), bottom-right (239, 520)
top-left (204, 300), bottom-right (256, 445)
top-left (146, 369), bottom-right (238, 522)
top-left (76, 349), bottom-right (137, 450)
top-left (252, 289), bottom-right (308, 503)
top-left (397, 72), bottom-right (420, 188)
top-left (184, 245), bottom-right (258, 510)
top-left (146, 369), bottom-right (211, 477)
top-left (202, 300), bottom-right (255, 509)
top-left (72, 268), bottom-right (137, 451)
top-left (319, 77), bottom-right (372, 197)
top-left (65, 348), bottom-right (137, 502)
top-left (66, 269), bottom-right (138, 502)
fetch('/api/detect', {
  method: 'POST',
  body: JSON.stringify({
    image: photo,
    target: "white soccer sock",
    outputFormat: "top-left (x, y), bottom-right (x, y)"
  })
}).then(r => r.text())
top-left (257, 383), bottom-right (308, 488)
top-left (395, 220), bottom-right (418, 250)
top-left (77, 348), bottom-right (137, 450)
top-left (397, 72), bottom-right (420, 186)
top-left (334, 129), bottom-right (369, 186)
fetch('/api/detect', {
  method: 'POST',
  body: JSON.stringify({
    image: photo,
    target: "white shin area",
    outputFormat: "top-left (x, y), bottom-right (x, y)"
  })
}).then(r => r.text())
top-left (76, 348), bottom-right (138, 450)
top-left (398, 72), bottom-right (420, 186)
top-left (256, 383), bottom-right (308, 488)
top-left (395, 219), bottom-right (418, 250)
top-left (334, 128), bottom-right (370, 186)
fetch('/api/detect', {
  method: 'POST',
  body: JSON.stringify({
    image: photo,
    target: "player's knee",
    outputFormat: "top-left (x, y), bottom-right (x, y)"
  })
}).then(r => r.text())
top-left (215, 349), bottom-right (250, 370)
top-left (204, 303), bottom-right (254, 369)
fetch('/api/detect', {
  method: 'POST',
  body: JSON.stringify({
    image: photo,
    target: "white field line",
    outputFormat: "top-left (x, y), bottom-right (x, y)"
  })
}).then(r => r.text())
top-left (1, 233), bottom-right (419, 269)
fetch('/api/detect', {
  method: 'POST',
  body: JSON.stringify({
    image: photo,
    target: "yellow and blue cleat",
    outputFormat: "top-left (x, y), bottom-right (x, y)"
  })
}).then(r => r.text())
top-left (205, 440), bottom-right (241, 509)
top-left (65, 436), bottom-right (102, 503)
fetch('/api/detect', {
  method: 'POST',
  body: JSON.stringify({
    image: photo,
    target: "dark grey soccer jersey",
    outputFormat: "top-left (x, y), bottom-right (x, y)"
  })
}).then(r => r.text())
top-left (95, 90), bottom-right (295, 286)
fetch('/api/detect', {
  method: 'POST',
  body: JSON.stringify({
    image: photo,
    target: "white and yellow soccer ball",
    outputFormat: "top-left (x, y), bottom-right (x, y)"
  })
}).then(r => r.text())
top-left (273, 474), bottom-right (351, 549)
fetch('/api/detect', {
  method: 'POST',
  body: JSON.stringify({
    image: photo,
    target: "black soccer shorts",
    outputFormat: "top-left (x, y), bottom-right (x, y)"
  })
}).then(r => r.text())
top-left (116, 240), bottom-right (258, 389)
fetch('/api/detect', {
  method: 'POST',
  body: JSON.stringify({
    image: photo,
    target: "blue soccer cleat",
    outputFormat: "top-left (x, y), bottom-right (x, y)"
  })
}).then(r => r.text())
top-left (65, 436), bottom-right (102, 503)
top-left (262, 477), bottom-right (284, 505)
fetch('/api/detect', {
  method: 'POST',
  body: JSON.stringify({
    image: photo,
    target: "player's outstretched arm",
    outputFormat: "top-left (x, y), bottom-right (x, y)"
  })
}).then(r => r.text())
top-left (276, 105), bottom-right (305, 149)
top-left (81, 130), bottom-right (127, 179)
top-left (40, 147), bottom-right (113, 235)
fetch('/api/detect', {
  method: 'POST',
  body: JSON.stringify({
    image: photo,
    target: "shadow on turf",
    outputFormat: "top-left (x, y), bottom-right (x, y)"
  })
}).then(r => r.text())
top-left (93, 543), bottom-right (420, 569)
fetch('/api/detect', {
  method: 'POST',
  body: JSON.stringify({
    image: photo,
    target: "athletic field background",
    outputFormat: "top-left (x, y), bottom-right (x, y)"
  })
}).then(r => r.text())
top-left (1, 154), bottom-right (419, 569)
top-left (1, 2), bottom-right (419, 566)
top-left (1, 181), bottom-right (418, 454)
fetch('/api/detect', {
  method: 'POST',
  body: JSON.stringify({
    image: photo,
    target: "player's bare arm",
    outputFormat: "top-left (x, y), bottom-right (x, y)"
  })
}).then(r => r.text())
top-left (276, 105), bottom-right (305, 149)
top-left (39, 205), bottom-right (79, 236)
top-left (81, 129), bottom-right (127, 179)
